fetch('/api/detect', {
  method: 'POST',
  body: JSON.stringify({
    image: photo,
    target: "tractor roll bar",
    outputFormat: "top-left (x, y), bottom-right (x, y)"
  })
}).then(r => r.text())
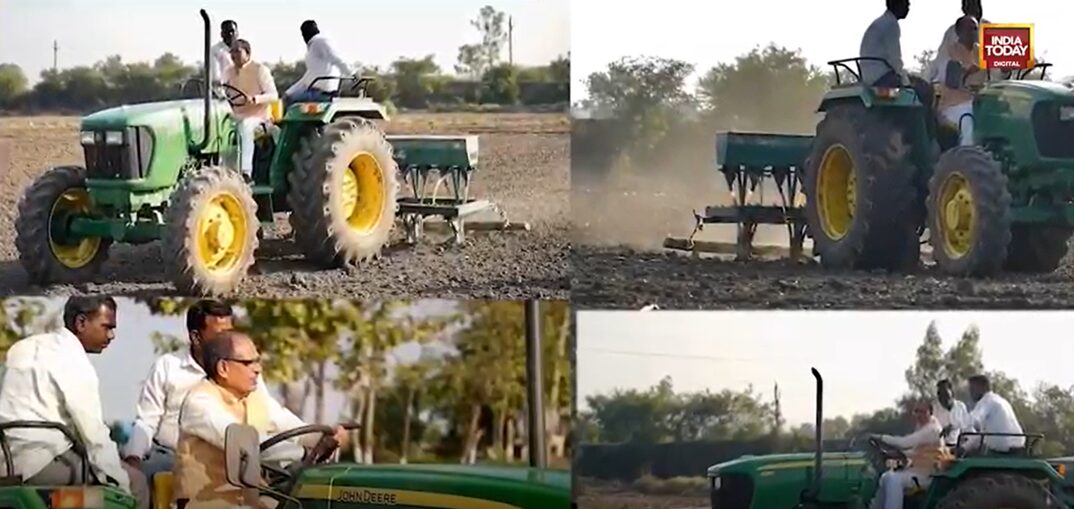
top-left (827, 57), bottom-right (899, 87)
top-left (0, 421), bottom-right (92, 482)
top-left (306, 76), bottom-right (376, 97)
top-left (956, 431), bottom-right (1045, 455)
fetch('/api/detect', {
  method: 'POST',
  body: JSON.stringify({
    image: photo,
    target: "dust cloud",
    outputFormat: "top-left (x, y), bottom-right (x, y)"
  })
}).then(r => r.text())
top-left (571, 117), bottom-right (813, 252)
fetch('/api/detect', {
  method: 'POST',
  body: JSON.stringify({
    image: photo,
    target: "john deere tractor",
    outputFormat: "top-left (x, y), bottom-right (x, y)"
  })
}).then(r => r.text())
top-left (705, 368), bottom-right (1074, 509)
top-left (0, 421), bottom-right (138, 509)
top-left (16, 9), bottom-right (496, 296)
top-left (668, 56), bottom-right (1074, 276)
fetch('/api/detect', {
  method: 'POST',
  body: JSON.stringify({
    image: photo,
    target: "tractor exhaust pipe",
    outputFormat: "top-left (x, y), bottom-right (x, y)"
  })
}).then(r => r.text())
top-left (807, 368), bottom-right (824, 502)
top-left (195, 8), bottom-right (212, 153)
top-left (525, 299), bottom-right (547, 469)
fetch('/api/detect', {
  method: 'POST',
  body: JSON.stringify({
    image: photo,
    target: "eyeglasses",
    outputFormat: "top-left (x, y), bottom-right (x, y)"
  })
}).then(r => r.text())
top-left (226, 357), bottom-right (260, 367)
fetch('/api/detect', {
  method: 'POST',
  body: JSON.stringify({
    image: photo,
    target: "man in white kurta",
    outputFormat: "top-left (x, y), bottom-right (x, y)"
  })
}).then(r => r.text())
top-left (174, 331), bottom-right (348, 509)
top-left (123, 300), bottom-right (305, 483)
top-left (0, 297), bottom-right (148, 509)
top-left (284, 20), bottom-right (354, 104)
top-left (209, 19), bottom-right (238, 86)
top-left (222, 39), bottom-right (278, 180)
top-left (961, 374), bottom-right (1026, 453)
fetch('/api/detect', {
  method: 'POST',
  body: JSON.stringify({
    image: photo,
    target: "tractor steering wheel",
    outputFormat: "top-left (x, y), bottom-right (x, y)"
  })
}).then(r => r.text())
top-left (867, 436), bottom-right (909, 467)
top-left (257, 425), bottom-right (337, 486)
top-left (218, 83), bottom-right (251, 107)
top-left (1016, 63), bottom-right (1052, 81)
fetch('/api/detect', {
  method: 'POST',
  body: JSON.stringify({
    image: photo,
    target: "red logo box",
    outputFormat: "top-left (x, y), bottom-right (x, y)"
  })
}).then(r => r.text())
top-left (979, 23), bottom-right (1034, 70)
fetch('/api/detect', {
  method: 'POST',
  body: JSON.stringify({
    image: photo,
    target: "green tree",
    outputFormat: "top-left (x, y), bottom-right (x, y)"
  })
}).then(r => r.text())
top-left (0, 298), bottom-right (50, 360)
top-left (389, 354), bottom-right (438, 463)
top-left (905, 321), bottom-right (945, 399)
top-left (391, 55), bottom-right (441, 109)
top-left (481, 63), bottom-right (520, 104)
top-left (0, 63), bottom-right (28, 106)
top-left (696, 44), bottom-right (830, 134)
top-left (470, 5), bottom-right (508, 75)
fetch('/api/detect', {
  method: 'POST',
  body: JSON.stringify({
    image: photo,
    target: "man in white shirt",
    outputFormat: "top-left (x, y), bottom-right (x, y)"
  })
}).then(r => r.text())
top-left (0, 297), bottom-right (149, 509)
top-left (870, 402), bottom-right (950, 509)
top-left (860, 0), bottom-right (910, 87)
top-left (926, 0), bottom-right (987, 84)
top-left (173, 331), bottom-right (349, 508)
top-left (962, 374), bottom-right (1026, 453)
top-left (122, 300), bottom-right (309, 485)
top-left (223, 39), bottom-right (279, 181)
top-left (209, 19), bottom-right (238, 86)
top-left (283, 20), bottom-right (355, 105)
top-left (933, 379), bottom-right (970, 447)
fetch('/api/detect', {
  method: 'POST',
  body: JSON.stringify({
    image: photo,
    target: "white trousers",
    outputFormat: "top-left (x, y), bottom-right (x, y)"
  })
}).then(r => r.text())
top-left (941, 101), bottom-right (974, 146)
top-left (873, 470), bottom-right (931, 509)
top-left (236, 116), bottom-right (264, 176)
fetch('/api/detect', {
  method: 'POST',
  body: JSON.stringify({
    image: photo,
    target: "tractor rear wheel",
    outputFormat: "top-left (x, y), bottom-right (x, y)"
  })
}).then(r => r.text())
top-left (1004, 225), bottom-right (1072, 273)
top-left (935, 473), bottom-right (1050, 509)
top-left (162, 166), bottom-right (260, 296)
top-left (803, 105), bottom-right (919, 270)
top-left (926, 146), bottom-right (1011, 276)
top-left (287, 117), bottom-right (399, 268)
top-left (15, 165), bottom-right (111, 284)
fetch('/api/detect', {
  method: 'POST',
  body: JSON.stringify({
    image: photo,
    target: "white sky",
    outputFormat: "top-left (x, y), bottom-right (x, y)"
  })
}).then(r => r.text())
top-left (576, 311), bottom-right (1074, 426)
top-left (570, 0), bottom-right (1074, 102)
top-left (0, 0), bottom-right (569, 84)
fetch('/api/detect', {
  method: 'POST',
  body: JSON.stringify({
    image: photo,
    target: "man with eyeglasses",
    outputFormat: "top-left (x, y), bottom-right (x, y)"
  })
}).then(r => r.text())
top-left (122, 301), bottom-right (311, 490)
top-left (869, 401), bottom-right (951, 509)
top-left (173, 331), bottom-right (349, 508)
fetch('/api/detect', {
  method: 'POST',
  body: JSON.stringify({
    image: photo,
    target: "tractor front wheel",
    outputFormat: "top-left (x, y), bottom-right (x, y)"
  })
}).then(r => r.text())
top-left (935, 473), bottom-right (1050, 509)
top-left (803, 105), bottom-right (919, 271)
top-left (287, 117), bottom-right (399, 267)
top-left (1004, 225), bottom-right (1072, 273)
top-left (926, 146), bottom-right (1011, 276)
top-left (162, 166), bottom-right (260, 296)
top-left (15, 165), bottom-right (111, 284)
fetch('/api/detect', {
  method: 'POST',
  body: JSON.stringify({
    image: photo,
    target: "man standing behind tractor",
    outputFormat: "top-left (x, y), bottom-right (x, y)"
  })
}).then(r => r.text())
top-left (938, 16), bottom-right (985, 146)
top-left (869, 402), bottom-right (950, 509)
top-left (962, 374), bottom-right (1026, 454)
top-left (284, 20), bottom-right (354, 105)
top-left (933, 379), bottom-right (970, 448)
top-left (860, 0), bottom-right (937, 138)
top-left (210, 20), bottom-right (238, 86)
top-left (223, 39), bottom-right (279, 181)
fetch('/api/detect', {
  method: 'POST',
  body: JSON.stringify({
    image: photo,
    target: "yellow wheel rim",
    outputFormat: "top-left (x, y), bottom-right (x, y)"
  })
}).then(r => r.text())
top-left (817, 144), bottom-right (855, 240)
top-left (48, 189), bottom-right (102, 269)
top-left (938, 172), bottom-right (975, 259)
top-left (342, 152), bottom-right (385, 234)
top-left (195, 192), bottom-right (248, 273)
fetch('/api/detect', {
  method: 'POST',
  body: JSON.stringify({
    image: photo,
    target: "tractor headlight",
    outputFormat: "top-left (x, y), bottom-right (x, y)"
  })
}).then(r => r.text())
top-left (104, 131), bottom-right (124, 145)
top-left (712, 476), bottom-right (721, 490)
top-left (79, 131), bottom-right (96, 145)
top-left (1059, 106), bottom-right (1074, 122)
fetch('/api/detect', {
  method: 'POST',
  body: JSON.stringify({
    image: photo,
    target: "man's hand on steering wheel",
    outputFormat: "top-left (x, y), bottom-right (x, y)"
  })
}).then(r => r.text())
top-left (219, 83), bottom-right (251, 107)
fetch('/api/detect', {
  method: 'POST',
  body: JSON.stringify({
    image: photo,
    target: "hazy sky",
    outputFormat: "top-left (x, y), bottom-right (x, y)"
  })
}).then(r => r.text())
top-left (0, 0), bottom-right (569, 84)
top-left (12, 297), bottom-right (457, 424)
top-left (577, 310), bottom-right (1074, 426)
top-left (571, 0), bottom-right (1074, 101)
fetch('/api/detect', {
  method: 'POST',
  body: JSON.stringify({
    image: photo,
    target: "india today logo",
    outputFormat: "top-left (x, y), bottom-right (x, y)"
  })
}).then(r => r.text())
top-left (979, 23), bottom-right (1034, 70)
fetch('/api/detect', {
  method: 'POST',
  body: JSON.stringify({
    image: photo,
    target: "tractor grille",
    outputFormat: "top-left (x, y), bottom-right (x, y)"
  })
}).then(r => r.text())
top-left (81, 126), bottom-right (154, 180)
top-left (711, 473), bottom-right (753, 509)
top-left (1031, 102), bottom-right (1074, 159)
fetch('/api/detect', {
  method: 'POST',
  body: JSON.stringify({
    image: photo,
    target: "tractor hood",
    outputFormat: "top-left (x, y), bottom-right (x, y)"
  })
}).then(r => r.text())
top-left (707, 451), bottom-right (867, 477)
top-left (291, 463), bottom-right (570, 508)
top-left (984, 79), bottom-right (1074, 100)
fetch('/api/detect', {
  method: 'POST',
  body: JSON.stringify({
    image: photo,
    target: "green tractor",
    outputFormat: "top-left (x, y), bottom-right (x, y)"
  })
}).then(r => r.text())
top-left (666, 56), bottom-right (1074, 276)
top-left (705, 368), bottom-right (1074, 509)
top-left (15, 9), bottom-right (512, 296)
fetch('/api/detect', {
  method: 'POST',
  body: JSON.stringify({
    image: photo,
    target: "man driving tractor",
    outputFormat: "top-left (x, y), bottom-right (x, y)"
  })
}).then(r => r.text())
top-left (869, 401), bottom-right (952, 509)
top-left (173, 331), bottom-right (347, 509)
top-left (222, 38), bottom-right (278, 182)
top-left (938, 15), bottom-right (985, 146)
